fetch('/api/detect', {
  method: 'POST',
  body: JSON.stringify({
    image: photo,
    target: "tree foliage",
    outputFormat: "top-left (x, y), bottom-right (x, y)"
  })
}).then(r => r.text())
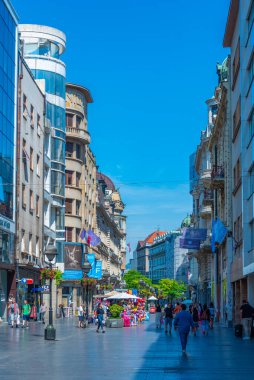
top-left (124, 270), bottom-right (152, 290)
top-left (158, 279), bottom-right (187, 302)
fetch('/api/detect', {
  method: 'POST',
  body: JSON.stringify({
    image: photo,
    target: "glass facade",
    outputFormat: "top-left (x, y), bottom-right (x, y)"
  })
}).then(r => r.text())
top-left (0, 0), bottom-right (16, 221)
top-left (31, 69), bottom-right (65, 99)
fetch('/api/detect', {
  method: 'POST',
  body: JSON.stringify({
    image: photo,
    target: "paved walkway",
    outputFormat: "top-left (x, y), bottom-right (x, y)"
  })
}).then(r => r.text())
top-left (1, 317), bottom-right (254, 379)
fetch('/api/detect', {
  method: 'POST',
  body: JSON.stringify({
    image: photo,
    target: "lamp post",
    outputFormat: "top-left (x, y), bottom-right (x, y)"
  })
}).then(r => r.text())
top-left (82, 262), bottom-right (92, 320)
top-left (44, 244), bottom-right (58, 340)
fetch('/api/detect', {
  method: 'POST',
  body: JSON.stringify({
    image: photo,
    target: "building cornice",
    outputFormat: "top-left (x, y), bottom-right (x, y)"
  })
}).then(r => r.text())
top-left (223, 0), bottom-right (239, 47)
top-left (66, 82), bottom-right (93, 103)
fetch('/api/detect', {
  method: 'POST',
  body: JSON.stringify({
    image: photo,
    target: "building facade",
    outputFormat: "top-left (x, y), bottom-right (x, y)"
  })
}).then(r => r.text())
top-left (96, 172), bottom-right (126, 279)
top-left (19, 24), bottom-right (66, 259)
top-left (0, 0), bottom-right (18, 320)
top-left (15, 57), bottom-right (45, 304)
top-left (224, 0), bottom-right (254, 320)
top-left (65, 83), bottom-right (94, 245)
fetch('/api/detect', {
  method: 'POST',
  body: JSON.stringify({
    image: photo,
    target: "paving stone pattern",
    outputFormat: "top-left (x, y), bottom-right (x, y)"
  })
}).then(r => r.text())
top-left (0, 317), bottom-right (253, 380)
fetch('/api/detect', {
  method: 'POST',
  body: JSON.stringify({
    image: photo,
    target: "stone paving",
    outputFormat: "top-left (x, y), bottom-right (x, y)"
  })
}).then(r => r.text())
top-left (0, 316), bottom-right (254, 379)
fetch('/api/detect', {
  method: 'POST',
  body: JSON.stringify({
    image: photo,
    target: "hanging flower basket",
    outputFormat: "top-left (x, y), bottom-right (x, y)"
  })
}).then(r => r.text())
top-left (81, 278), bottom-right (97, 287)
top-left (40, 268), bottom-right (63, 286)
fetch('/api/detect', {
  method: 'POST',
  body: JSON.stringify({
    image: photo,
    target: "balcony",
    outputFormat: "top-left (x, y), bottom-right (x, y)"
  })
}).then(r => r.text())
top-left (200, 169), bottom-right (211, 186)
top-left (66, 127), bottom-right (90, 144)
top-left (211, 165), bottom-right (224, 188)
top-left (199, 204), bottom-right (212, 219)
top-left (203, 189), bottom-right (213, 205)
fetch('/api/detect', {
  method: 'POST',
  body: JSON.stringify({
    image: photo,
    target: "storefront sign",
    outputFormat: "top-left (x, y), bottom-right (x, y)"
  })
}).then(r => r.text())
top-left (0, 215), bottom-right (15, 233)
top-left (62, 270), bottom-right (83, 280)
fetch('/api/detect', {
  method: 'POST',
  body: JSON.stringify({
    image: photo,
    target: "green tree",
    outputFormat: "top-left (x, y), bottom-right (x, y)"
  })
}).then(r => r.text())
top-left (124, 270), bottom-right (152, 290)
top-left (158, 279), bottom-right (187, 302)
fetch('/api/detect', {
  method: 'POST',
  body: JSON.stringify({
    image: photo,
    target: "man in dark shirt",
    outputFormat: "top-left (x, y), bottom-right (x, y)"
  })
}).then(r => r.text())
top-left (240, 300), bottom-right (254, 340)
top-left (164, 304), bottom-right (173, 335)
top-left (174, 304), bottom-right (194, 354)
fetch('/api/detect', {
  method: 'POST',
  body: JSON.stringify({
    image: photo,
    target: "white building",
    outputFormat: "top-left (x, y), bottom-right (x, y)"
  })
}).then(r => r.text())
top-left (223, 0), bottom-right (254, 317)
top-left (16, 57), bottom-right (45, 303)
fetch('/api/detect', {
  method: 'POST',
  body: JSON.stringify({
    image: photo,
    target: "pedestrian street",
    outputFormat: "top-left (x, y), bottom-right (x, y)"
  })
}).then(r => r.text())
top-left (1, 317), bottom-right (254, 380)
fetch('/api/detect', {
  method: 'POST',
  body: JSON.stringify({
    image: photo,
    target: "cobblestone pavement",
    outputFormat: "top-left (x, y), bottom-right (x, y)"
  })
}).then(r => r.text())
top-left (1, 317), bottom-right (254, 380)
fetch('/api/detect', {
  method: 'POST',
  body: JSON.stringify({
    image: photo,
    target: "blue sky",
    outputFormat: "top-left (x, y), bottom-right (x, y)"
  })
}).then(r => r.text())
top-left (12, 0), bottom-right (230, 259)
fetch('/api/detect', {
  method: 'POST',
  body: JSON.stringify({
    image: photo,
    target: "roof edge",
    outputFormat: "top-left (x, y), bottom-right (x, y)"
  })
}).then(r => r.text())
top-left (223, 0), bottom-right (239, 47)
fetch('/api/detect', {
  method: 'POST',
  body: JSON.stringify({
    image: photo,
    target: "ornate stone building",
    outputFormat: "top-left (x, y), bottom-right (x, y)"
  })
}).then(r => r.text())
top-left (95, 173), bottom-right (126, 279)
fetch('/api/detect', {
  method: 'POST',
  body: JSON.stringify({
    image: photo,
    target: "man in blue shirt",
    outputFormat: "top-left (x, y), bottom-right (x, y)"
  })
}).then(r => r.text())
top-left (174, 304), bottom-right (194, 353)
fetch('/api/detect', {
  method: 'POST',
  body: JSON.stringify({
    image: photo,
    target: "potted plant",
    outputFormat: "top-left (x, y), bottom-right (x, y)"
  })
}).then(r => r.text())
top-left (40, 268), bottom-right (62, 286)
top-left (106, 304), bottom-right (124, 328)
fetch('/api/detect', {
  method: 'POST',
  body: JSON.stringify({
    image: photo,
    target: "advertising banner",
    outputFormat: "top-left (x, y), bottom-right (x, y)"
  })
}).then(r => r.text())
top-left (64, 243), bottom-right (82, 270)
top-left (94, 260), bottom-right (102, 279)
top-left (179, 237), bottom-right (201, 250)
top-left (182, 228), bottom-right (207, 240)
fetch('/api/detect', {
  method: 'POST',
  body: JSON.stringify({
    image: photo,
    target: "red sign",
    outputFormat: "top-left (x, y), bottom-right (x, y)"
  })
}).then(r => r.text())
top-left (26, 279), bottom-right (34, 285)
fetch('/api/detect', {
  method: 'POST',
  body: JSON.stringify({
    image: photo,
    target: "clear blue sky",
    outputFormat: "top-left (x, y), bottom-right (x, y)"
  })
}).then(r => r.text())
top-left (12, 0), bottom-right (230, 258)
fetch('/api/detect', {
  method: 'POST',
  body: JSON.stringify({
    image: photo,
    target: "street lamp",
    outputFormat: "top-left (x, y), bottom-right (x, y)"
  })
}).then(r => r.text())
top-left (82, 262), bottom-right (92, 320)
top-left (44, 244), bottom-right (58, 340)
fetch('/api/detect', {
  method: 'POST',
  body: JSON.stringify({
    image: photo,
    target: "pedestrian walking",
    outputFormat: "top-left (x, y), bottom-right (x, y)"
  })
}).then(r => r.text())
top-left (174, 302), bottom-right (181, 315)
top-left (40, 302), bottom-right (47, 324)
top-left (96, 303), bottom-right (105, 333)
top-left (164, 303), bottom-right (173, 334)
top-left (8, 299), bottom-right (19, 328)
top-left (209, 302), bottom-right (215, 329)
top-left (155, 303), bottom-right (162, 328)
top-left (59, 304), bottom-right (65, 318)
top-left (174, 304), bottom-right (194, 354)
top-left (201, 304), bottom-right (210, 335)
top-left (78, 304), bottom-right (84, 328)
top-left (192, 305), bottom-right (199, 336)
top-left (22, 300), bottom-right (31, 328)
top-left (240, 300), bottom-right (254, 340)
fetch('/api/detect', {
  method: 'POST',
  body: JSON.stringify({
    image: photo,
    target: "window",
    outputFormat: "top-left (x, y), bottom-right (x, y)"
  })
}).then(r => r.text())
top-left (23, 94), bottom-right (27, 118)
top-left (234, 214), bottom-right (242, 243)
top-left (249, 109), bottom-right (254, 142)
top-left (250, 220), bottom-right (254, 249)
top-left (232, 39), bottom-right (240, 88)
top-left (21, 230), bottom-right (25, 252)
top-left (249, 166), bottom-right (254, 197)
top-left (36, 236), bottom-right (39, 257)
top-left (29, 190), bottom-right (34, 213)
top-left (248, 1), bottom-right (254, 35)
top-left (37, 114), bottom-right (41, 136)
top-left (30, 105), bottom-right (34, 128)
top-left (76, 228), bottom-right (81, 242)
top-left (76, 200), bottom-right (81, 216)
top-left (65, 170), bottom-right (73, 186)
top-left (36, 195), bottom-right (39, 217)
top-left (233, 157), bottom-right (241, 191)
top-left (30, 147), bottom-right (34, 171)
top-left (65, 198), bottom-right (72, 214)
top-left (36, 155), bottom-right (40, 176)
top-left (233, 97), bottom-right (241, 140)
top-left (76, 144), bottom-right (81, 159)
top-left (66, 142), bottom-right (73, 158)
top-left (22, 184), bottom-right (26, 209)
top-left (66, 114), bottom-right (73, 127)
top-left (76, 116), bottom-right (82, 128)
top-left (29, 233), bottom-right (32, 255)
top-left (65, 227), bottom-right (73, 242)
top-left (76, 172), bottom-right (81, 187)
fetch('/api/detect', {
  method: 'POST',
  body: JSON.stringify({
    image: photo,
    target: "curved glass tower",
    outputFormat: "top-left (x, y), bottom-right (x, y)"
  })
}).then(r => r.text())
top-left (19, 25), bottom-right (66, 256)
